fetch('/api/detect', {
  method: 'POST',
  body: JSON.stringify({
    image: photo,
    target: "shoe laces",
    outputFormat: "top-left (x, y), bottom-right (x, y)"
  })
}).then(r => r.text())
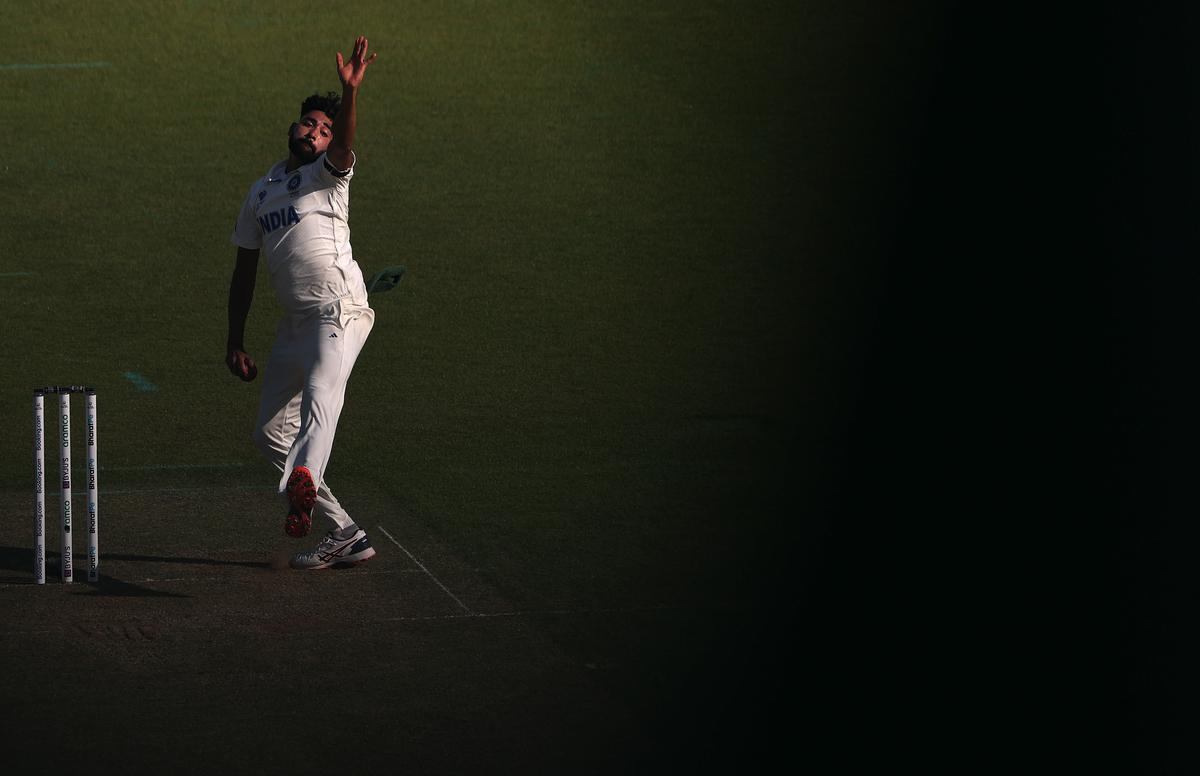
top-left (311, 532), bottom-right (343, 553)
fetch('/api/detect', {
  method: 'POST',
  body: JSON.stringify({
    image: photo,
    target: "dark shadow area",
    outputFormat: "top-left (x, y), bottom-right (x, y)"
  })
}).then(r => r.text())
top-left (0, 545), bottom-right (270, 585)
top-left (83, 575), bottom-right (191, 599)
top-left (101, 552), bottom-right (271, 569)
top-left (807, 4), bottom-right (1198, 770)
top-left (0, 548), bottom-right (192, 598)
top-left (1101, 7), bottom-right (1200, 775)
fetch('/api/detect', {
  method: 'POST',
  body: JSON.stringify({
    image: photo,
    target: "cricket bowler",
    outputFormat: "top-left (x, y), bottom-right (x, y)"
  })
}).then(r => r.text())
top-left (226, 36), bottom-right (378, 570)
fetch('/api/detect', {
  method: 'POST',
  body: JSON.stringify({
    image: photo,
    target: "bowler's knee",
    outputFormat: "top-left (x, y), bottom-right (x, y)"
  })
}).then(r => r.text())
top-left (252, 424), bottom-right (280, 456)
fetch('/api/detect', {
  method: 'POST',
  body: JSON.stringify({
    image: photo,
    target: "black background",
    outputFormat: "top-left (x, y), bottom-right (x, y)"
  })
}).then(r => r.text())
top-left (800, 5), bottom-right (1198, 769)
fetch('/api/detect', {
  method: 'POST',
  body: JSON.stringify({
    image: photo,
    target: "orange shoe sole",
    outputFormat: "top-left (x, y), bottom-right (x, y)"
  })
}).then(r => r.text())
top-left (286, 466), bottom-right (318, 512)
top-left (284, 508), bottom-right (312, 538)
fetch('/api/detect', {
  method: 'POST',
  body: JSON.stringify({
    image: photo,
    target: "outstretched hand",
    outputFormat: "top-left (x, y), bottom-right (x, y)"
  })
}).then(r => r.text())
top-left (337, 36), bottom-right (377, 88)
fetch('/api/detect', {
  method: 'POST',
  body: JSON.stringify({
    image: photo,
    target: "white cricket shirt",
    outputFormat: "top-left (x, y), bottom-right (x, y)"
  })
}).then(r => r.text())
top-left (231, 151), bottom-right (369, 314)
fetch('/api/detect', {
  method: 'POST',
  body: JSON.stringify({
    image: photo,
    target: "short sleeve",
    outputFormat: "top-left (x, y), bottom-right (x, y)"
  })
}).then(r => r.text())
top-left (317, 150), bottom-right (356, 185)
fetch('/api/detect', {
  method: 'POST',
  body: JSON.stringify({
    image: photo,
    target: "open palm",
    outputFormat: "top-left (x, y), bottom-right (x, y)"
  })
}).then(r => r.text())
top-left (337, 36), bottom-right (376, 87)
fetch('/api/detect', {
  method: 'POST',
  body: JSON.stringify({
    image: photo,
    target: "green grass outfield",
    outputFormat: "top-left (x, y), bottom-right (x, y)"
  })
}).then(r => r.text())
top-left (0, 1), bottom-right (942, 771)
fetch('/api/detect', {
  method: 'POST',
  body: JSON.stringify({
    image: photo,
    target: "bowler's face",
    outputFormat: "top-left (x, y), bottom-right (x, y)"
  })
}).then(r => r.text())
top-left (288, 110), bottom-right (333, 163)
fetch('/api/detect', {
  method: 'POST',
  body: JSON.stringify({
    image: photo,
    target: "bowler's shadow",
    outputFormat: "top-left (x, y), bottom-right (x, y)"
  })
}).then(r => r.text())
top-left (0, 546), bottom-right (270, 597)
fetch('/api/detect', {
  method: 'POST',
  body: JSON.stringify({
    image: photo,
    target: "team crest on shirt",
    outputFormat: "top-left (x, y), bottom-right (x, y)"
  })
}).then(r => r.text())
top-left (287, 174), bottom-right (302, 192)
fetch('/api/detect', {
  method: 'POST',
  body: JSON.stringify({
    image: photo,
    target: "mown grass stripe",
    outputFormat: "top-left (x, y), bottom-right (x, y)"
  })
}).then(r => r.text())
top-left (0, 61), bottom-right (112, 71)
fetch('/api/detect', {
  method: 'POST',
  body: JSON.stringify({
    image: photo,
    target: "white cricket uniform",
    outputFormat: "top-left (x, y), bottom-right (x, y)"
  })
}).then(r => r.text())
top-left (231, 151), bottom-right (375, 531)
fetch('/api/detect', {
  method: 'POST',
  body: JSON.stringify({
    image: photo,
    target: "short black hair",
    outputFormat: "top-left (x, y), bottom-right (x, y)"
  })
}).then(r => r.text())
top-left (300, 92), bottom-right (340, 120)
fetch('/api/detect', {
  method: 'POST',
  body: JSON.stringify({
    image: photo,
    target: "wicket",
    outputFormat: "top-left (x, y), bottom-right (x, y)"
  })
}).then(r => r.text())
top-left (34, 385), bottom-right (99, 584)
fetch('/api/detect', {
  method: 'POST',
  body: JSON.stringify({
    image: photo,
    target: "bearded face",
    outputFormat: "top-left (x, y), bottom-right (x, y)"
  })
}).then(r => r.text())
top-left (288, 110), bottom-right (333, 164)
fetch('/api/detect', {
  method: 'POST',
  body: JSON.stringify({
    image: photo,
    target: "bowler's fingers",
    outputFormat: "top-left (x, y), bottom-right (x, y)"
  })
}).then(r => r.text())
top-left (337, 37), bottom-right (375, 78)
top-left (358, 37), bottom-right (376, 67)
top-left (227, 350), bottom-right (257, 381)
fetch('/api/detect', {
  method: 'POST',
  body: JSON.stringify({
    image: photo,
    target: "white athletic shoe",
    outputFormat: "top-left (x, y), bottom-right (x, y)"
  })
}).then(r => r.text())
top-left (290, 529), bottom-right (376, 570)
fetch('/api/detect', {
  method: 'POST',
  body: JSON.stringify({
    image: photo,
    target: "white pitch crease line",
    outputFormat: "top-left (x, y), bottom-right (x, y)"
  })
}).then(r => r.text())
top-left (378, 525), bottom-right (474, 615)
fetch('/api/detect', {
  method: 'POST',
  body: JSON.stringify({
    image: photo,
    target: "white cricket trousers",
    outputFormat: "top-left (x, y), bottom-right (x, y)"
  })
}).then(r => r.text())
top-left (252, 299), bottom-right (374, 531)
